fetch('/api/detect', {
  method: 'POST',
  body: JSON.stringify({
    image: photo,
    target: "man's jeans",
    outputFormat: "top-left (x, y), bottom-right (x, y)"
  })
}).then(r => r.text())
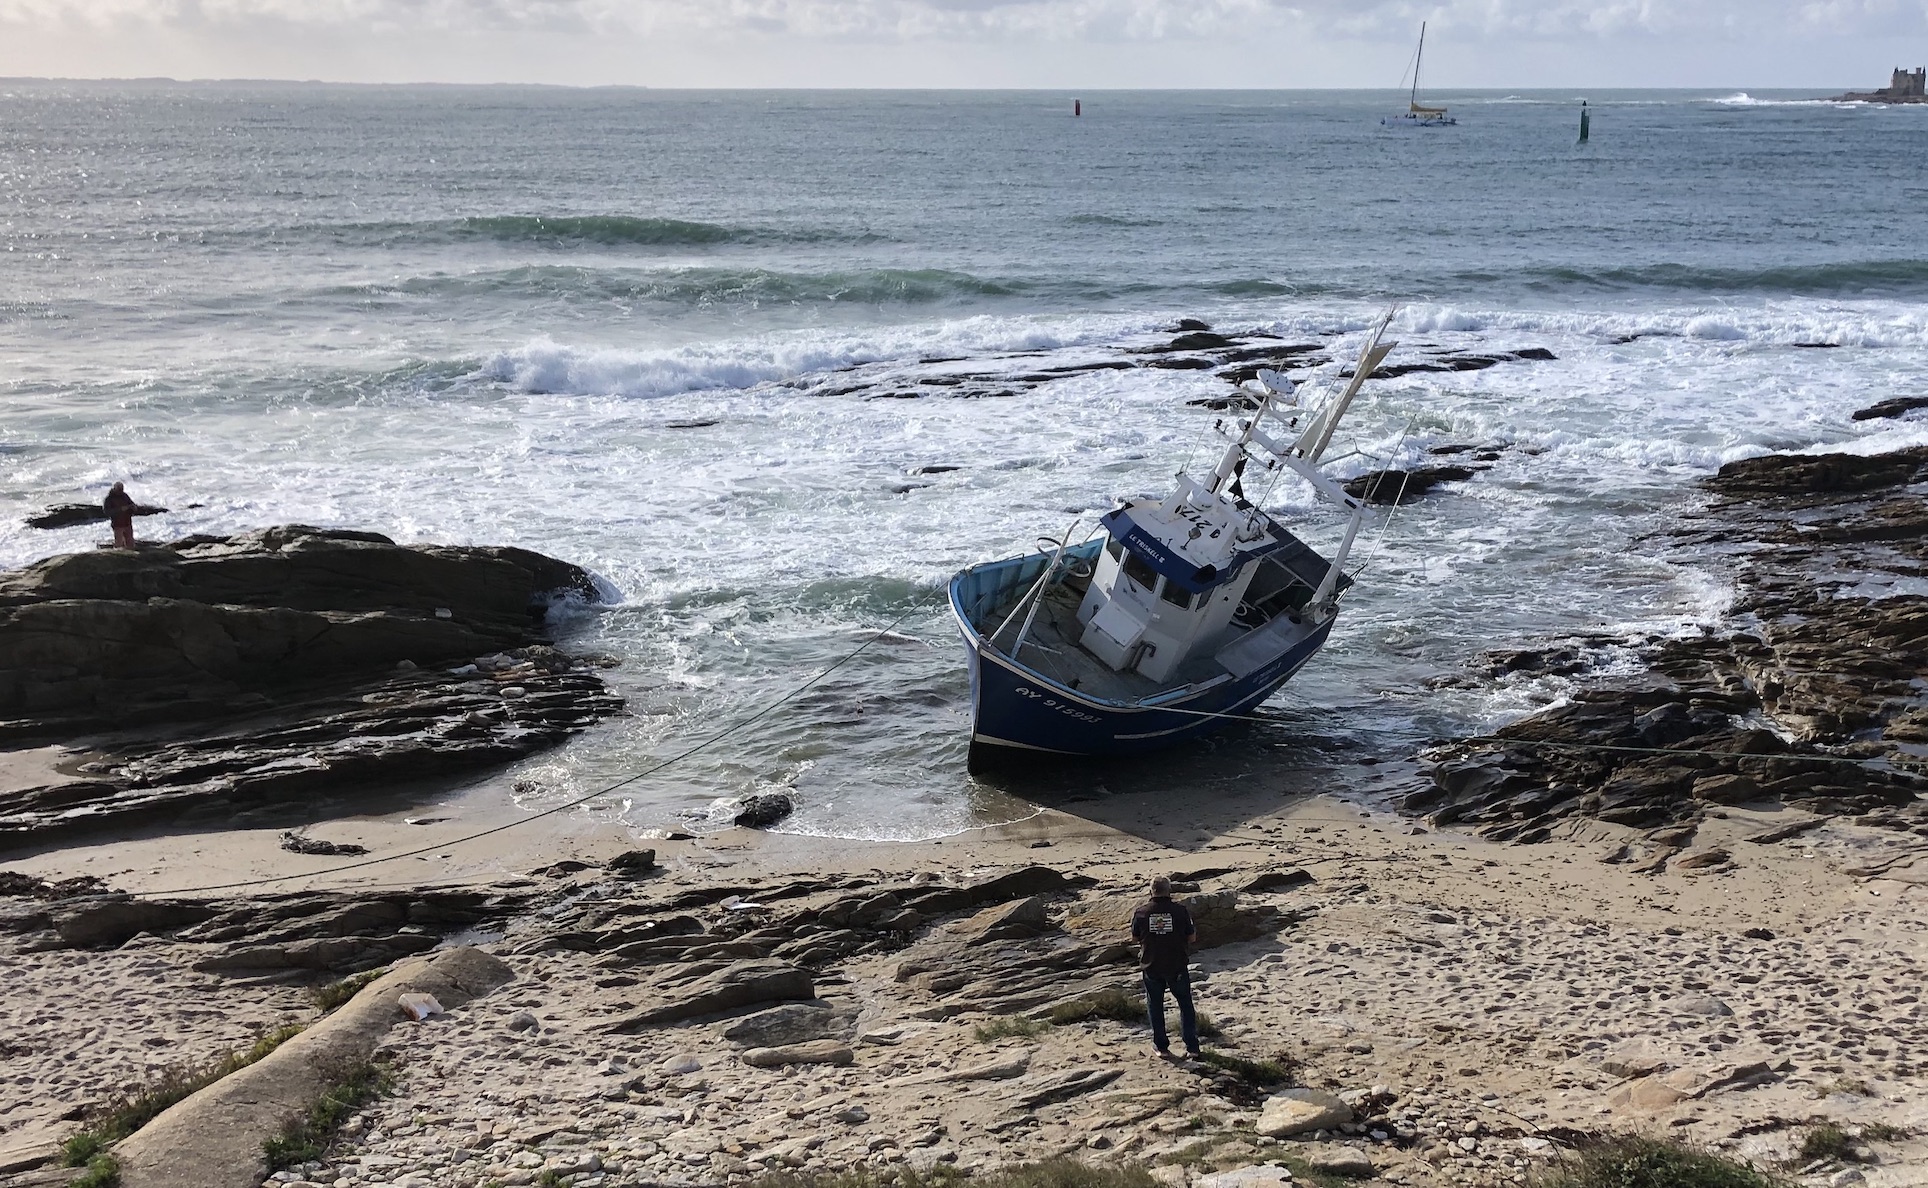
top-left (1143, 968), bottom-right (1199, 1053)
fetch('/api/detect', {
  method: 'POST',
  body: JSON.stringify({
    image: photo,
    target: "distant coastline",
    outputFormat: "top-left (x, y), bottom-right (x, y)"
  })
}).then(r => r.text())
top-left (1831, 65), bottom-right (1927, 103)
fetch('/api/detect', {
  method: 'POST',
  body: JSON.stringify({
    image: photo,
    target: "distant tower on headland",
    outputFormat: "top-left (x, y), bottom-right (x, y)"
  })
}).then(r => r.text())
top-left (1833, 66), bottom-right (1926, 103)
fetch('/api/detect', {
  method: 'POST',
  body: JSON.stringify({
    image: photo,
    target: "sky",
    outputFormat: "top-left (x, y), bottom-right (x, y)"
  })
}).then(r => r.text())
top-left (0, 0), bottom-right (1925, 88)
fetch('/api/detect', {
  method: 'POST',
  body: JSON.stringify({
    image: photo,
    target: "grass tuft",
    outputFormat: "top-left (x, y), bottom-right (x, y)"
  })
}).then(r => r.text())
top-left (68, 1154), bottom-right (120, 1188)
top-left (60, 1134), bottom-right (103, 1167)
top-left (1194, 1050), bottom-right (1291, 1085)
top-left (1815, 1076), bottom-right (1873, 1098)
top-left (1796, 1125), bottom-right (1853, 1163)
top-left (309, 968), bottom-right (388, 1014)
top-left (61, 1023), bottom-right (304, 1165)
top-left (973, 1015), bottom-right (1052, 1042)
top-left (1047, 989), bottom-right (1143, 1026)
top-left (1045, 989), bottom-right (1222, 1038)
top-left (262, 1059), bottom-right (396, 1170)
top-left (1539, 1135), bottom-right (1789, 1188)
top-left (1858, 1122), bottom-right (1908, 1143)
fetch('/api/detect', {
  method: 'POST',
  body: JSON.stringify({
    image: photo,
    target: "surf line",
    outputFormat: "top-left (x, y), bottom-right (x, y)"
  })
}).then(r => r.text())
top-left (132, 588), bottom-right (950, 899)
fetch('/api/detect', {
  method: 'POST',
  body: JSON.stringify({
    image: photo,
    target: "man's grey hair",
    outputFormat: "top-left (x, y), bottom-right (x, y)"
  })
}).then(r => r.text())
top-left (1150, 875), bottom-right (1171, 895)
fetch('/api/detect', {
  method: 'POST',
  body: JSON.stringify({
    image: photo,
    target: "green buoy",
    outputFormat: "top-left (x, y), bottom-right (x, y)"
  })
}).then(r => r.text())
top-left (1578, 100), bottom-right (1591, 143)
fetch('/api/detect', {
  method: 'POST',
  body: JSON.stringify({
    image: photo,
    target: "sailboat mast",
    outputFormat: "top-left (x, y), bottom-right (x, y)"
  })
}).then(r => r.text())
top-left (1411, 21), bottom-right (1425, 109)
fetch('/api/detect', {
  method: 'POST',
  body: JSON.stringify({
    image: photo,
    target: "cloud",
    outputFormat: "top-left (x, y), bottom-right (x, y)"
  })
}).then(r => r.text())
top-left (2, 0), bottom-right (1924, 42)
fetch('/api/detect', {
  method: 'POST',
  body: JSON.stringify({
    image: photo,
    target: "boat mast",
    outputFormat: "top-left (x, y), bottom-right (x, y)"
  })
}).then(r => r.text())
top-left (1411, 22), bottom-right (1425, 112)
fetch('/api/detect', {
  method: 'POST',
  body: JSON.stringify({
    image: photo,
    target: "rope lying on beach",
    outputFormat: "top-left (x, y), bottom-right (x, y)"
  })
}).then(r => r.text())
top-left (137, 588), bottom-right (948, 899)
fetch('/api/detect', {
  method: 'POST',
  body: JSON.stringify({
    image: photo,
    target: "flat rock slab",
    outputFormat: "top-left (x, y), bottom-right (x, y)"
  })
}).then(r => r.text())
top-left (605, 960), bottom-right (814, 1031)
top-left (889, 1052), bottom-right (1032, 1087)
top-left (954, 895), bottom-right (1050, 943)
top-left (114, 946), bottom-right (512, 1188)
top-left (1195, 1167), bottom-right (1294, 1188)
top-left (741, 1040), bottom-right (854, 1068)
top-left (1255, 1087), bottom-right (1354, 1137)
top-left (1009, 1067), bottom-right (1122, 1110)
top-left (1607, 1058), bottom-right (1779, 1113)
top-left (1307, 1148), bottom-right (1377, 1179)
top-left (720, 1001), bottom-right (857, 1047)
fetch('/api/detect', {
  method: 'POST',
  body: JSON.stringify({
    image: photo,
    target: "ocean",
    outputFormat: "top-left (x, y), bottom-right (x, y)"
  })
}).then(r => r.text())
top-left (4, 83), bottom-right (1927, 841)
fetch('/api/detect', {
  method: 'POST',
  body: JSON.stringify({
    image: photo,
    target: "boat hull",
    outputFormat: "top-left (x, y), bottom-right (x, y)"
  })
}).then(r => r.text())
top-left (951, 562), bottom-right (1335, 770)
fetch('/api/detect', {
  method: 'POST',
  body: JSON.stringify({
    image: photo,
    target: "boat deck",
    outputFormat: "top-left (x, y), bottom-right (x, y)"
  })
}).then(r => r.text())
top-left (980, 579), bottom-right (1238, 703)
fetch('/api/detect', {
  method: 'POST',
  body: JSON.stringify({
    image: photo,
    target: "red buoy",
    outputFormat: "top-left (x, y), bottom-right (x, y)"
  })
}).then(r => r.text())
top-left (1074, 99), bottom-right (1082, 117)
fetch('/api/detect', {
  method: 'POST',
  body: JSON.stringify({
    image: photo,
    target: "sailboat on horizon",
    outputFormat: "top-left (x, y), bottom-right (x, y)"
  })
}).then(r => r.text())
top-left (1382, 22), bottom-right (1457, 128)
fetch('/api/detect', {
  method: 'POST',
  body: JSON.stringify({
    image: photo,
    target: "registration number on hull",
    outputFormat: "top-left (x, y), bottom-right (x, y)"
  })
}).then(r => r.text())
top-left (1013, 687), bottom-right (1103, 723)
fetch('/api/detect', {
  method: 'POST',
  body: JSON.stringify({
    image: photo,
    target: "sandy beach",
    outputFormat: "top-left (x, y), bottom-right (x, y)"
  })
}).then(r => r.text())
top-left (4, 775), bottom-right (1924, 1188)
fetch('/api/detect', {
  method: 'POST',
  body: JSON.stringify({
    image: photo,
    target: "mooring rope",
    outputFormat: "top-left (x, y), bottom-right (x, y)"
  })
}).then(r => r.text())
top-left (134, 588), bottom-right (949, 898)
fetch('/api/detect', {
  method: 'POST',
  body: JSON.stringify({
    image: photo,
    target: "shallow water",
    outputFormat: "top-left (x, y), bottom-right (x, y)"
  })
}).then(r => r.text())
top-left (4, 84), bottom-right (1926, 839)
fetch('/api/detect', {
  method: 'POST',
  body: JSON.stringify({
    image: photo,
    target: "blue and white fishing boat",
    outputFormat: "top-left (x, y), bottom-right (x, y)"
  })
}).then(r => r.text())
top-left (950, 313), bottom-right (1399, 772)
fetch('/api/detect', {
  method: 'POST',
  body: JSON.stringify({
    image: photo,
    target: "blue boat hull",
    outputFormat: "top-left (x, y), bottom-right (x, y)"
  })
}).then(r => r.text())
top-left (950, 553), bottom-right (1335, 770)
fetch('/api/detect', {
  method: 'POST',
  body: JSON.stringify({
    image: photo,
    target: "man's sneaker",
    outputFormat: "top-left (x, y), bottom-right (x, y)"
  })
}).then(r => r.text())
top-left (1184, 1048), bottom-right (1204, 1060)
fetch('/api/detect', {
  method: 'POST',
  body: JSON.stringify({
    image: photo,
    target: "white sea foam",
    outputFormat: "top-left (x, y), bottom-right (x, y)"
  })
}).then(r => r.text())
top-left (480, 313), bottom-right (1170, 400)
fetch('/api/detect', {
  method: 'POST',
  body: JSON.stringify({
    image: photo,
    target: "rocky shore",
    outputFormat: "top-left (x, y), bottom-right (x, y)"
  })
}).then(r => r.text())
top-left (2, 438), bottom-right (1926, 1188)
top-left (1406, 441), bottom-right (1928, 855)
top-left (0, 527), bottom-right (622, 844)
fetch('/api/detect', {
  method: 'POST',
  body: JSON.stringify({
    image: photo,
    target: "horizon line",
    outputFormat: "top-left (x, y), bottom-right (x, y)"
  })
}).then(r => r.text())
top-left (0, 77), bottom-right (1876, 93)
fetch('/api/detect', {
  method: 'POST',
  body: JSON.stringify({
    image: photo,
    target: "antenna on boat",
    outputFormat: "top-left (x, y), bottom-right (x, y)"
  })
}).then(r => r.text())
top-left (1291, 306), bottom-right (1399, 464)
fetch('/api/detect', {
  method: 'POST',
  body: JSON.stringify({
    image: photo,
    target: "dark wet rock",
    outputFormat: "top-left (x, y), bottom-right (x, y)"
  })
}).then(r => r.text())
top-left (0, 872), bottom-right (108, 900)
top-left (605, 849), bottom-right (658, 879)
top-left (1172, 318), bottom-right (1213, 332)
top-left (1343, 348), bottom-right (1557, 381)
top-left (900, 864), bottom-right (1098, 914)
top-left (1240, 868), bottom-right (1313, 893)
top-left (280, 832), bottom-right (370, 857)
top-left (734, 793), bottom-right (796, 829)
top-left (1710, 445), bottom-right (1928, 497)
top-left (26, 502), bottom-right (168, 530)
top-left (192, 932), bottom-right (440, 974)
top-left (1477, 641), bottom-right (1603, 679)
top-left (1851, 395), bottom-right (1928, 421)
top-left (1168, 331), bottom-right (1235, 351)
top-left (0, 526), bottom-right (620, 845)
top-left (49, 897), bottom-right (218, 949)
top-left (1145, 356), bottom-right (1218, 370)
top-left (1412, 445), bottom-right (1928, 840)
top-left (1343, 466), bottom-right (1481, 504)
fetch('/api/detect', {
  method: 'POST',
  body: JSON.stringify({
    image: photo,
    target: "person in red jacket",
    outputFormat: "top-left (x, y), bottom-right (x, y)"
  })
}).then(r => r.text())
top-left (102, 482), bottom-right (137, 549)
top-left (1131, 875), bottom-right (1201, 1059)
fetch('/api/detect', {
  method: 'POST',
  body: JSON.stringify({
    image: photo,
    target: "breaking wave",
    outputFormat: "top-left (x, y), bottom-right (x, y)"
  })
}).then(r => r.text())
top-left (480, 314), bottom-right (1157, 399)
top-left (339, 265), bottom-right (1028, 306)
top-left (1506, 259), bottom-right (1928, 296)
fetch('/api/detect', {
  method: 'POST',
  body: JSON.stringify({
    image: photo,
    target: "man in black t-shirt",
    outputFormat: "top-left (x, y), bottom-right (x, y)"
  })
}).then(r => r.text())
top-left (1130, 875), bottom-right (1201, 1059)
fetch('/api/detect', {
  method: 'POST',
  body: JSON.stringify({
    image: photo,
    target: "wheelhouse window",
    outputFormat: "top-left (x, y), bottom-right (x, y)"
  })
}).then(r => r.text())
top-left (1159, 582), bottom-right (1197, 610)
top-left (1105, 537), bottom-right (1125, 565)
top-left (1121, 549), bottom-right (1159, 593)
